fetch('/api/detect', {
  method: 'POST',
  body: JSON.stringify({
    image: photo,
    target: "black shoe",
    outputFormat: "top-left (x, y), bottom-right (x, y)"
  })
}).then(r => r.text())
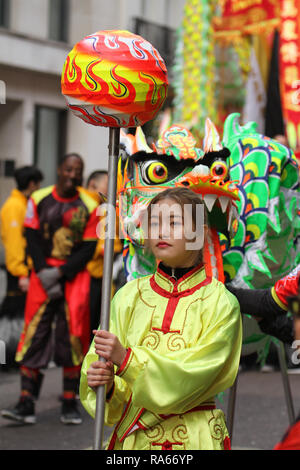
top-left (60, 399), bottom-right (82, 425)
top-left (1, 397), bottom-right (36, 424)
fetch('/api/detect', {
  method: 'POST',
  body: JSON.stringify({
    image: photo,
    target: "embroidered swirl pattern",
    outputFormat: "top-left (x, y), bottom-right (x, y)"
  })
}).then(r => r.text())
top-left (167, 333), bottom-right (186, 352)
top-left (144, 423), bottom-right (164, 441)
top-left (141, 331), bottom-right (160, 350)
top-left (208, 410), bottom-right (225, 441)
top-left (172, 424), bottom-right (188, 443)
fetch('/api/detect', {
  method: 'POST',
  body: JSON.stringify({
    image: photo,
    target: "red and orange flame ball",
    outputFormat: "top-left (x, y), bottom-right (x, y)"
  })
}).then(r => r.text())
top-left (61, 30), bottom-right (169, 128)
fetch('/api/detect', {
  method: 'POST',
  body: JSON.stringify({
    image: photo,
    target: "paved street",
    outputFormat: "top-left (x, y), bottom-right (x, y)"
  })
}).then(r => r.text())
top-left (0, 365), bottom-right (113, 450)
top-left (1, 365), bottom-right (300, 450)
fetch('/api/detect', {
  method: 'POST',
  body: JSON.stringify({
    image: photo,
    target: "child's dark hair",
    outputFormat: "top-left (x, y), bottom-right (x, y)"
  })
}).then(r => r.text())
top-left (14, 166), bottom-right (44, 191)
top-left (86, 170), bottom-right (108, 187)
top-left (145, 187), bottom-right (208, 265)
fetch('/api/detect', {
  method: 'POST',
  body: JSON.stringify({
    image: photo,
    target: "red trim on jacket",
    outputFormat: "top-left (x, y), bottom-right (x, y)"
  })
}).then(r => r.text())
top-left (152, 295), bottom-right (181, 334)
top-left (156, 263), bottom-right (204, 285)
top-left (150, 270), bottom-right (212, 335)
top-left (107, 430), bottom-right (118, 450)
top-left (150, 271), bottom-right (212, 300)
top-left (111, 394), bottom-right (146, 444)
top-left (116, 348), bottom-right (132, 376)
top-left (120, 408), bottom-right (145, 442)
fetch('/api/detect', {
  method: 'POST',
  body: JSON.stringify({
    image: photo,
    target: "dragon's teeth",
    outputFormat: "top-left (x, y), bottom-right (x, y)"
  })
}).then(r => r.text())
top-left (203, 194), bottom-right (217, 212)
top-left (219, 196), bottom-right (230, 213)
top-left (227, 203), bottom-right (234, 231)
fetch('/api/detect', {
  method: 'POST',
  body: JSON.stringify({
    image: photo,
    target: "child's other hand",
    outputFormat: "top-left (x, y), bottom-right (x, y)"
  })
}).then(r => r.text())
top-left (87, 360), bottom-right (114, 392)
top-left (93, 330), bottom-right (127, 367)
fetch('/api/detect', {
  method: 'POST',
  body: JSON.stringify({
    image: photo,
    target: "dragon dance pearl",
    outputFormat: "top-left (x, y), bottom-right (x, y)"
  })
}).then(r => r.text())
top-left (61, 30), bottom-right (169, 128)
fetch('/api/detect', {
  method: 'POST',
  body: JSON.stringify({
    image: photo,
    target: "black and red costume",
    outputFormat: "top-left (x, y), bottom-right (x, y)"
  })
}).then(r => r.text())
top-left (15, 185), bottom-right (98, 399)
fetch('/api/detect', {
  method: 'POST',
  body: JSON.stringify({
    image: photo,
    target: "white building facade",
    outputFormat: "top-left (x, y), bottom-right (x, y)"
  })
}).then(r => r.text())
top-left (0, 0), bottom-right (185, 203)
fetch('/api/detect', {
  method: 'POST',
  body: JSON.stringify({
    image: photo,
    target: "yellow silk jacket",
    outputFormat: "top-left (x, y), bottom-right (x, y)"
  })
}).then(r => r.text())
top-left (0, 189), bottom-right (31, 278)
top-left (80, 264), bottom-right (242, 450)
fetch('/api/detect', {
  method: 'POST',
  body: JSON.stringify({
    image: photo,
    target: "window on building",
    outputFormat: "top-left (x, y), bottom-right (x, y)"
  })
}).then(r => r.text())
top-left (134, 17), bottom-right (175, 69)
top-left (0, 0), bottom-right (9, 28)
top-left (49, 0), bottom-right (69, 43)
top-left (34, 106), bottom-right (67, 186)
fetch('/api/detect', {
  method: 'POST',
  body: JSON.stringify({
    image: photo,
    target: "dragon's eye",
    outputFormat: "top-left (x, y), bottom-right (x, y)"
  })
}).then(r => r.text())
top-left (210, 161), bottom-right (228, 180)
top-left (142, 161), bottom-right (168, 184)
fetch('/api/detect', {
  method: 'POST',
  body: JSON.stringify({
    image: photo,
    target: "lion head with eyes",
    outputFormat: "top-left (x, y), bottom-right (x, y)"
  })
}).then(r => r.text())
top-left (117, 119), bottom-right (239, 281)
top-left (117, 113), bottom-right (299, 290)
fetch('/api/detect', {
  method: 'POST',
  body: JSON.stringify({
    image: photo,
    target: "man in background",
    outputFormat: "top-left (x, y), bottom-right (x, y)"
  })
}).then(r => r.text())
top-left (1, 154), bottom-right (98, 425)
top-left (1, 166), bottom-right (44, 294)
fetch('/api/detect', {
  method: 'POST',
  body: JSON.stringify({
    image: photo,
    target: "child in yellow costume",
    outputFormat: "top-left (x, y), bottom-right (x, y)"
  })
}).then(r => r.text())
top-left (80, 187), bottom-right (242, 450)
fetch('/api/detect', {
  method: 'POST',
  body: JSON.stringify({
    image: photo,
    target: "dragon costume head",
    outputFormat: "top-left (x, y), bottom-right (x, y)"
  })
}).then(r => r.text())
top-left (118, 119), bottom-right (240, 281)
top-left (117, 113), bottom-right (299, 289)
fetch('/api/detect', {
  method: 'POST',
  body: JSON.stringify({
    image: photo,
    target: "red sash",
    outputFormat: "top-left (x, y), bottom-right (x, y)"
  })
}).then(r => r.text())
top-left (16, 264), bottom-right (91, 361)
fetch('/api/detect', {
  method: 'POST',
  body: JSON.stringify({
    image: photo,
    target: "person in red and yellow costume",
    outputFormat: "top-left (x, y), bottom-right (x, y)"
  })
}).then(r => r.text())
top-left (1, 153), bottom-right (98, 425)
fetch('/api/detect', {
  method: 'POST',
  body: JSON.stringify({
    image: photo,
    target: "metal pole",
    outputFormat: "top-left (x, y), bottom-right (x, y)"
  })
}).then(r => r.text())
top-left (276, 341), bottom-right (295, 425)
top-left (227, 376), bottom-right (238, 442)
top-left (93, 127), bottom-right (120, 450)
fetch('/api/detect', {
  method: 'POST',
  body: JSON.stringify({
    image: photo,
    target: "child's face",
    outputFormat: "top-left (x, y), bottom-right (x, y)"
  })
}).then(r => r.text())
top-left (148, 198), bottom-right (201, 268)
top-left (87, 174), bottom-right (108, 196)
